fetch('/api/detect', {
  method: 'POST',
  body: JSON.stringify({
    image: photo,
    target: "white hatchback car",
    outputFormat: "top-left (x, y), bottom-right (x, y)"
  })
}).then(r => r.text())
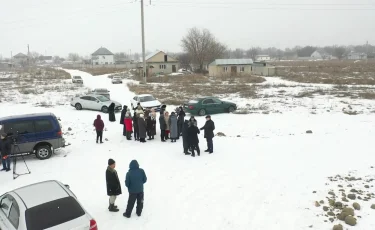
top-left (0, 180), bottom-right (98, 230)
top-left (71, 94), bottom-right (122, 113)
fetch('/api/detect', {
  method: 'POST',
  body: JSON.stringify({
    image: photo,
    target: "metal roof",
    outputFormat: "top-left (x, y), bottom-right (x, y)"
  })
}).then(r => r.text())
top-left (145, 50), bottom-right (162, 61)
top-left (92, 47), bottom-right (114, 56)
top-left (209, 59), bottom-right (253, 66)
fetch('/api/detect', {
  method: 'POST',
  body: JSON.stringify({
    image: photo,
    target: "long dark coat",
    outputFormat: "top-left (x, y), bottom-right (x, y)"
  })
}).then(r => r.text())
top-left (138, 117), bottom-right (147, 138)
top-left (146, 116), bottom-right (156, 135)
top-left (159, 114), bottom-right (166, 130)
top-left (201, 119), bottom-right (215, 139)
top-left (120, 105), bottom-right (128, 124)
top-left (108, 103), bottom-right (116, 122)
top-left (182, 120), bottom-right (189, 149)
top-left (187, 125), bottom-right (200, 146)
top-left (169, 114), bottom-right (178, 139)
top-left (133, 114), bottom-right (138, 130)
top-left (106, 167), bottom-right (122, 196)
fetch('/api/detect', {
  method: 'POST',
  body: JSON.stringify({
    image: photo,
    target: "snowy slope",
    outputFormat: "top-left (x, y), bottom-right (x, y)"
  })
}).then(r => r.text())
top-left (0, 70), bottom-right (374, 230)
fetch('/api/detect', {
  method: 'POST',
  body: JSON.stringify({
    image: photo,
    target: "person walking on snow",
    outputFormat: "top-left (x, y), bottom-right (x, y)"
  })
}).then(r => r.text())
top-left (168, 112), bottom-right (178, 142)
top-left (124, 113), bottom-right (133, 140)
top-left (200, 115), bottom-right (215, 154)
top-left (108, 103), bottom-right (116, 122)
top-left (106, 158), bottom-right (122, 212)
top-left (188, 121), bottom-right (201, 157)
top-left (146, 114), bottom-right (156, 140)
top-left (120, 105), bottom-right (128, 136)
top-left (0, 131), bottom-right (12, 172)
top-left (138, 114), bottom-right (147, 143)
top-left (182, 120), bottom-right (190, 155)
top-left (123, 160), bottom-right (147, 218)
top-left (93, 115), bottom-right (104, 143)
top-left (159, 112), bottom-right (166, 142)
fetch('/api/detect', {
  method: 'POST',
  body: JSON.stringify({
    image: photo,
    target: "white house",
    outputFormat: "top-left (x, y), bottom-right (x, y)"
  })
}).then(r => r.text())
top-left (91, 47), bottom-right (114, 65)
top-left (255, 55), bottom-right (271, 61)
top-left (347, 52), bottom-right (367, 60)
top-left (310, 51), bottom-right (323, 59)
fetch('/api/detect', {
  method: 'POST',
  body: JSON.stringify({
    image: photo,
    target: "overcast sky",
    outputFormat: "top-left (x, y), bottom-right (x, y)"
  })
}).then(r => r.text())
top-left (0, 0), bottom-right (374, 58)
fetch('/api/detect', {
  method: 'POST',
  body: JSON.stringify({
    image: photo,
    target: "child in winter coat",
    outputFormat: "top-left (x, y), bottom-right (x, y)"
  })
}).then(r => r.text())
top-left (124, 113), bottom-right (133, 140)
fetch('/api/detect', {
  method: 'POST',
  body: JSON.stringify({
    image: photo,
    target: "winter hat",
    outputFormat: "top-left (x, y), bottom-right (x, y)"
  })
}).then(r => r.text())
top-left (97, 114), bottom-right (101, 119)
top-left (205, 115), bottom-right (211, 119)
top-left (108, 158), bottom-right (115, 166)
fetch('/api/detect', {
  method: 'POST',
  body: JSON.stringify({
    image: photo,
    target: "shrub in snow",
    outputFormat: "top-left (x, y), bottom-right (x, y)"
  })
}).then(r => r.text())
top-left (332, 224), bottom-right (343, 230)
top-left (371, 204), bottom-right (375, 209)
top-left (345, 215), bottom-right (357, 226)
top-left (215, 132), bottom-right (226, 137)
top-left (353, 202), bottom-right (361, 210)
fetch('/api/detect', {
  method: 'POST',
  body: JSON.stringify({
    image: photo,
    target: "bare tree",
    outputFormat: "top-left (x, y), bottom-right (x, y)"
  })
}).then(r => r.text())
top-left (181, 27), bottom-right (227, 71)
top-left (334, 46), bottom-right (347, 60)
top-left (114, 52), bottom-right (128, 60)
top-left (68, 53), bottom-right (80, 63)
top-left (232, 48), bottom-right (245, 58)
top-left (246, 47), bottom-right (259, 60)
top-left (177, 53), bottom-right (192, 70)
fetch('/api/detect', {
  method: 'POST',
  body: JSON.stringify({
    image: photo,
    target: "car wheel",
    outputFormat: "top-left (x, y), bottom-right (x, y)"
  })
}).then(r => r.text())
top-left (75, 103), bottom-right (82, 110)
top-left (198, 109), bottom-right (206, 116)
top-left (35, 145), bottom-right (52, 160)
top-left (228, 106), bottom-right (235, 113)
top-left (101, 106), bottom-right (108, 113)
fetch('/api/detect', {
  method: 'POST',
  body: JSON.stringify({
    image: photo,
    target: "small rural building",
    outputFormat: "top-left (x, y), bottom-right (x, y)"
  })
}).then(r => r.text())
top-left (13, 53), bottom-right (28, 65)
top-left (92, 47), bottom-right (114, 65)
top-left (347, 52), bottom-right (367, 60)
top-left (143, 50), bottom-right (179, 75)
top-left (310, 51), bottom-right (323, 59)
top-left (208, 59), bottom-right (253, 77)
top-left (251, 62), bottom-right (276, 76)
top-left (255, 55), bottom-right (271, 61)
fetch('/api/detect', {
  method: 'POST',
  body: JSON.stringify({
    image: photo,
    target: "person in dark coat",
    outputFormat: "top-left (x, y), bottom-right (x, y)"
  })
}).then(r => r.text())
top-left (200, 115), bottom-right (215, 154)
top-left (188, 122), bottom-right (200, 157)
top-left (120, 105), bottom-right (128, 136)
top-left (189, 116), bottom-right (197, 127)
top-left (160, 104), bottom-right (166, 115)
top-left (145, 115), bottom-right (155, 140)
top-left (93, 115), bottom-right (104, 143)
top-left (138, 114), bottom-right (147, 143)
top-left (106, 159), bottom-right (122, 212)
top-left (168, 112), bottom-right (178, 142)
top-left (133, 112), bottom-right (139, 141)
top-left (150, 114), bottom-right (157, 139)
top-left (108, 103), bottom-right (116, 122)
top-left (177, 107), bottom-right (186, 137)
top-left (0, 131), bottom-right (12, 172)
top-left (124, 113), bottom-right (133, 140)
top-left (159, 112), bottom-right (166, 142)
top-left (182, 120), bottom-right (190, 155)
top-left (123, 160), bottom-right (147, 218)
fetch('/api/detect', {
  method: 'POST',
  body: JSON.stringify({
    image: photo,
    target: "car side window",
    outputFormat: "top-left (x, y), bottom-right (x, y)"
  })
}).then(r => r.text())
top-left (80, 96), bottom-right (89, 100)
top-left (8, 200), bottom-right (20, 229)
top-left (0, 195), bottom-right (11, 215)
top-left (34, 119), bottom-right (54, 132)
top-left (133, 97), bottom-right (138, 101)
top-left (6, 121), bottom-right (35, 135)
top-left (202, 99), bottom-right (214, 105)
top-left (88, 97), bottom-right (97, 101)
top-left (212, 99), bottom-right (221, 104)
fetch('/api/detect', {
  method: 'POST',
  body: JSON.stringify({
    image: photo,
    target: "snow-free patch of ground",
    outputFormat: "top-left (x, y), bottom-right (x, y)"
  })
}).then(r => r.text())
top-left (0, 69), bottom-right (374, 229)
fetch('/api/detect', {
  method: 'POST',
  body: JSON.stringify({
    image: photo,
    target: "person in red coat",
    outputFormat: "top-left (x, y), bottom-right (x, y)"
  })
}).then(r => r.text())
top-left (124, 113), bottom-right (133, 140)
top-left (94, 114), bottom-right (104, 143)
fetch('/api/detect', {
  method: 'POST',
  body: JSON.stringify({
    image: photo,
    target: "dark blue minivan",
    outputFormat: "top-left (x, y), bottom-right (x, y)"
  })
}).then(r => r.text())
top-left (0, 113), bottom-right (66, 160)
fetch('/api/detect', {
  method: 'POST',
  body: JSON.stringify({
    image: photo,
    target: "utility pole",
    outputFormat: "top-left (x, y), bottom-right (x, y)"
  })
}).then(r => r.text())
top-left (141, 0), bottom-right (147, 83)
top-left (366, 41), bottom-right (369, 64)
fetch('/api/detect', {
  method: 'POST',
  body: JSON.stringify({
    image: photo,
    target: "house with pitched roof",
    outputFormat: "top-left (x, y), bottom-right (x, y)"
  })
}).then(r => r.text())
top-left (142, 50), bottom-right (179, 75)
top-left (91, 47), bottom-right (114, 65)
top-left (13, 53), bottom-right (28, 65)
top-left (208, 59), bottom-right (275, 77)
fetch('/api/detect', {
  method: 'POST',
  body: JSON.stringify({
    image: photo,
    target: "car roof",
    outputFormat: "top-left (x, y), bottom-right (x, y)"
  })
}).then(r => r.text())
top-left (93, 88), bottom-right (108, 91)
top-left (13, 180), bottom-right (70, 208)
top-left (73, 76), bottom-right (81, 78)
top-left (0, 113), bottom-right (56, 122)
top-left (137, 94), bottom-right (153, 97)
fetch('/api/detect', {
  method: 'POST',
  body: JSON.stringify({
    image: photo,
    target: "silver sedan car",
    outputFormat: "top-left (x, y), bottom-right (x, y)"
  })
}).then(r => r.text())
top-left (71, 94), bottom-right (122, 113)
top-left (0, 180), bottom-right (98, 230)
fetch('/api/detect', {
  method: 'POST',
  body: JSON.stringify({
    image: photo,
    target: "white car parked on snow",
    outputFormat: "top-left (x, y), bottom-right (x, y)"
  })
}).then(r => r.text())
top-left (0, 180), bottom-right (98, 230)
top-left (111, 76), bottom-right (123, 84)
top-left (131, 94), bottom-right (162, 112)
top-left (71, 94), bottom-right (122, 113)
top-left (72, 76), bottom-right (83, 84)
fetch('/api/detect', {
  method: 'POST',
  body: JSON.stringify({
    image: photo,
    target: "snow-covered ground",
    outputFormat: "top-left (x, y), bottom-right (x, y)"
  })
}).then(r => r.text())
top-left (0, 69), bottom-right (375, 229)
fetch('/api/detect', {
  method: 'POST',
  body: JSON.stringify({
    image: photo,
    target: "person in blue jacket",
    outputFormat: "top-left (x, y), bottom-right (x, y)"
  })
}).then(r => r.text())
top-left (123, 160), bottom-right (147, 218)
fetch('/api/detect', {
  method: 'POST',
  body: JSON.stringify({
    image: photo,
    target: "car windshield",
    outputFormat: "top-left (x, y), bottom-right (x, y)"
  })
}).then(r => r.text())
top-left (140, 96), bottom-right (155, 102)
top-left (96, 95), bottom-right (110, 102)
top-left (25, 197), bottom-right (85, 230)
top-left (94, 89), bottom-right (108, 93)
top-left (73, 76), bottom-right (82, 79)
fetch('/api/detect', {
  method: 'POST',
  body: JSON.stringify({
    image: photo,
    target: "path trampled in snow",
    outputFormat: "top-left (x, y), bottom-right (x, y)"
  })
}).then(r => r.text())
top-left (0, 70), bottom-right (374, 230)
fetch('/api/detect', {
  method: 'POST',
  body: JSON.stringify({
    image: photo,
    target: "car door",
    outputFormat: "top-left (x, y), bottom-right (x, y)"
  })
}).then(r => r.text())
top-left (0, 195), bottom-right (18, 230)
top-left (202, 99), bottom-right (215, 114)
top-left (4, 120), bottom-right (36, 154)
top-left (79, 96), bottom-right (91, 109)
top-left (212, 98), bottom-right (225, 113)
top-left (90, 96), bottom-right (102, 111)
top-left (34, 118), bottom-right (56, 143)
